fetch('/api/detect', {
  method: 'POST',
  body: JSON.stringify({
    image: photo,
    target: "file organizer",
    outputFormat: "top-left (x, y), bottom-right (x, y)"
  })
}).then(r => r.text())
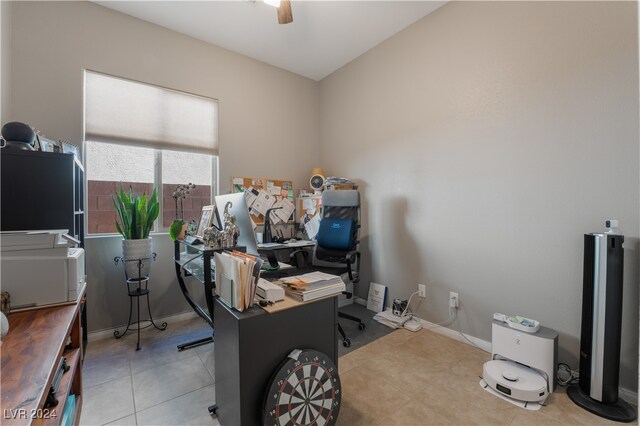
top-left (214, 251), bottom-right (263, 311)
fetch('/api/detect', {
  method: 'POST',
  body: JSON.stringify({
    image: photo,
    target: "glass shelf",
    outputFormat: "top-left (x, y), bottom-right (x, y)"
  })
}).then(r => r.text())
top-left (175, 252), bottom-right (211, 284)
top-left (174, 240), bottom-right (246, 284)
top-left (176, 239), bottom-right (244, 255)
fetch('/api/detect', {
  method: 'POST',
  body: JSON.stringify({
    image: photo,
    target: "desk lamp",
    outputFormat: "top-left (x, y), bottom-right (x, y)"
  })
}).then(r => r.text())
top-left (263, 206), bottom-right (283, 243)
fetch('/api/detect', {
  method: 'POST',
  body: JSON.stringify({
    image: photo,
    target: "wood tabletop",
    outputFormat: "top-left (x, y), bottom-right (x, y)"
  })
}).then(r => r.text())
top-left (1, 303), bottom-right (79, 419)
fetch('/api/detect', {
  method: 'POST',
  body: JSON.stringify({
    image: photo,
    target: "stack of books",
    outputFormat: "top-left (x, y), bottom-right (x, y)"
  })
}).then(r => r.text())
top-left (281, 271), bottom-right (346, 302)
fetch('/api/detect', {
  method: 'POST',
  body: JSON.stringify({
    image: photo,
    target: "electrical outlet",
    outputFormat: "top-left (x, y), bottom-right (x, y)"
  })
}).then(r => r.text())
top-left (449, 292), bottom-right (459, 309)
top-left (418, 284), bottom-right (426, 298)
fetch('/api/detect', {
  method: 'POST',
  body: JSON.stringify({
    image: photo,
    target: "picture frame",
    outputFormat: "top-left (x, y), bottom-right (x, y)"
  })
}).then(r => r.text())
top-left (38, 136), bottom-right (56, 152)
top-left (195, 205), bottom-right (216, 238)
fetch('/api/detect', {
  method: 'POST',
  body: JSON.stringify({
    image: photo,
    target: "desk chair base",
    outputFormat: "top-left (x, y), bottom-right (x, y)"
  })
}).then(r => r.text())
top-left (177, 333), bottom-right (214, 351)
top-left (339, 311), bottom-right (366, 330)
top-left (338, 311), bottom-right (365, 347)
top-left (208, 404), bottom-right (218, 415)
top-left (338, 323), bottom-right (351, 347)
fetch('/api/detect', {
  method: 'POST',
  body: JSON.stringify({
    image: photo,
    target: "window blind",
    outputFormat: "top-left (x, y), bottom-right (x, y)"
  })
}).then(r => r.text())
top-left (85, 71), bottom-right (218, 155)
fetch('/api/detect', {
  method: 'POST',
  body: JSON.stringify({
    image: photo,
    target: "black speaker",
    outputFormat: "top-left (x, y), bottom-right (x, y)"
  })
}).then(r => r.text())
top-left (567, 231), bottom-right (636, 422)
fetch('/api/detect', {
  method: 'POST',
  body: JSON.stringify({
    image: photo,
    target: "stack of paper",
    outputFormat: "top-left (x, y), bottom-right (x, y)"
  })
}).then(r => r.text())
top-left (373, 308), bottom-right (410, 329)
top-left (214, 251), bottom-right (263, 311)
top-left (280, 271), bottom-right (346, 302)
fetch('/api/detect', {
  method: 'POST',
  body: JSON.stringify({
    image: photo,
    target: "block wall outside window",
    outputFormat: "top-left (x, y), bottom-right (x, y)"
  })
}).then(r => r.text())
top-left (161, 184), bottom-right (212, 228)
top-left (87, 181), bottom-right (154, 234)
top-left (87, 181), bottom-right (212, 234)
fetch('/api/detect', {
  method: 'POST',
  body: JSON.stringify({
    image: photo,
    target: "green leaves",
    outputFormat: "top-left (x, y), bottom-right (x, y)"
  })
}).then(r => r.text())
top-left (169, 219), bottom-right (185, 241)
top-left (112, 183), bottom-right (160, 239)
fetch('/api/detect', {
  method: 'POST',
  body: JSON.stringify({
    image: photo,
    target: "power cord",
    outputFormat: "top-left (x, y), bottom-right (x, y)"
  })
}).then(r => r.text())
top-left (453, 312), bottom-right (485, 351)
top-left (418, 290), bottom-right (484, 351)
top-left (557, 363), bottom-right (579, 386)
top-left (396, 285), bottom-right (485, 352)
top-left (422, 306), bottom-right (457, 329)
top-left (401, 291), bottom-right (422, 320)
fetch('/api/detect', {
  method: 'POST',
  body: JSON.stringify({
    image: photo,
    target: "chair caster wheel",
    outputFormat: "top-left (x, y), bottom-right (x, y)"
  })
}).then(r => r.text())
top-left (358, 323), bottom-right (366, 330)
top-left (208, 404), bottom-right (218, 415)
top-left (343, 339), bottom-right (351, 347)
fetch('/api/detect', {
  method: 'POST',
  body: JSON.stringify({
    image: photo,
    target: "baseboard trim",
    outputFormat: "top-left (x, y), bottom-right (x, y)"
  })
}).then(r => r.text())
top-left (87, 310), bottom-right (199, 342)
top-left (416, 318), bottom-right (638, 402)
top-left (418, 318), bottom-right (492, 353)
top-left (354, 296), bottom-right (367, 307)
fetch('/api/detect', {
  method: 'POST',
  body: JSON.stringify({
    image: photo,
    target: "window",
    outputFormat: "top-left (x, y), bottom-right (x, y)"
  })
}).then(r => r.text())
top-left (84, 71), bottom-right (218, 235)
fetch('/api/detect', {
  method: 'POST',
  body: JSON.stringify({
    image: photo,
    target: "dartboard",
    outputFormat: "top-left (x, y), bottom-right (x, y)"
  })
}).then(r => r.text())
top-left (264, 349), bottom-right (341, 426)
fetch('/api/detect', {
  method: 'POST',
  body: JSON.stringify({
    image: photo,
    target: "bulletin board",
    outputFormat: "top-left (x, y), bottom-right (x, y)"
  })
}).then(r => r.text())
top-left (231, 176), bottom-right (295, 225)
top-left (297, 195), bottom-right (322, 220)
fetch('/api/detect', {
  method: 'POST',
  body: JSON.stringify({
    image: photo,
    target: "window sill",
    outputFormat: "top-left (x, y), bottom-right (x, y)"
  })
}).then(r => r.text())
top-left (85, 232), bottom-right (170, 240)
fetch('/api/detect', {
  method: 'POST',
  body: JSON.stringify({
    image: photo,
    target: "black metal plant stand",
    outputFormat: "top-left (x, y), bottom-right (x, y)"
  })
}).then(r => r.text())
top-left (114, 254), bottom-right (167, 350)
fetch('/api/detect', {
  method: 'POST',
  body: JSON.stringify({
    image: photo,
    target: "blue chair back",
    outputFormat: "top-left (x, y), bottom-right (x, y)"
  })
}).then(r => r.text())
top-left (317, 218), bottom-right (354, 250)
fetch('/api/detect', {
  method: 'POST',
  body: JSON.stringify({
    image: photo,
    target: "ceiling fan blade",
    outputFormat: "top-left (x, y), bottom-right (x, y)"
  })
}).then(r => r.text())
top-left (278, 0), bottom-right (293, 24)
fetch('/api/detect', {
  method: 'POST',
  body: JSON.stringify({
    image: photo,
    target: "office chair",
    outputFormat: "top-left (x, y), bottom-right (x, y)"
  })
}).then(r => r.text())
top-left (291, 189), bottom-right (365, 347)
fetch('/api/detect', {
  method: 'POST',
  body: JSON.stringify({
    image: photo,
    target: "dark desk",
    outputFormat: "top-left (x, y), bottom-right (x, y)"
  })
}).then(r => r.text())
top-left (257, 240), bottom-right (315, 251)
top-left (213, 295), bottom-right (339, 426)
top-left (258, 240), bottom-right (315, 279)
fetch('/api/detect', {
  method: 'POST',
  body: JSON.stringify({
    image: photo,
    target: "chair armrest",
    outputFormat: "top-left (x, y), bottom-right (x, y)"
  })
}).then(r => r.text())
top-left (345, 250), bottom-right (361, 283)
top-left (345, 250), bottom-right (359, 263)
top-left (289, 249), bottom-right (309, 268)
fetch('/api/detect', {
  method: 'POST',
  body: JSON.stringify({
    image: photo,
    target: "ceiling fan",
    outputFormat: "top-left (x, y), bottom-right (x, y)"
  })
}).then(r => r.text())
top-left (264, 0), bottom-right (293, 24)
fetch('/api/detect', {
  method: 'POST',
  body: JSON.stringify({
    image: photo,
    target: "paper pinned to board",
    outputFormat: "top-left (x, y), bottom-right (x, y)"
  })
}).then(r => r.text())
top-left (304, 214), bottom-right (321, 240)
top-left (274, 197), bottom-right (295, 223)
top-left (268, 184), bottom-right (281, 196)
top-left (269, 199), bottom-right (284, 225)
top-left (244, 186), bottom-right (259, 208)
top-left (252, 189), bottom-right (276, 216)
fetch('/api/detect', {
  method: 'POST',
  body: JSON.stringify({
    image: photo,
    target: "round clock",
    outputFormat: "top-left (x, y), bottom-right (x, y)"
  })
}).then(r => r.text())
top-left (264, 349), bottom-right (341, 426)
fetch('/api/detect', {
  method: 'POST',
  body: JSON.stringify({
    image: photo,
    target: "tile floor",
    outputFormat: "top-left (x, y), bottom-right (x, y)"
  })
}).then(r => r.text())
top-left (336, 328), bottom-right (636, 425)
top-left (81, 314), bottom-right (636, 425)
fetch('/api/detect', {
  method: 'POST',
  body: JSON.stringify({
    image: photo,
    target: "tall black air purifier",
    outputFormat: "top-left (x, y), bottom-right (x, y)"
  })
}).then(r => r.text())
top-left (567, 221), bottom-right (636, 422)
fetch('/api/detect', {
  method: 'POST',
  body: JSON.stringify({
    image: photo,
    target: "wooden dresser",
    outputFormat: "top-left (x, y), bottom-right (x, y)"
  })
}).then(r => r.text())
top-left (1, 292), bottom-right (85, 425)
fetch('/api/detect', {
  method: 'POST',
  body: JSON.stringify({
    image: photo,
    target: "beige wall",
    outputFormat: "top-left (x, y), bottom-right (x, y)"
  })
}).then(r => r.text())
top-left (6, 0), bottom-right (639, 393)
top-left (9, 1), bottom-right (320, 332)
top-left (320, 1), bottom-right (639, 391)
top-left (1, 0), bottom-right (11, 124)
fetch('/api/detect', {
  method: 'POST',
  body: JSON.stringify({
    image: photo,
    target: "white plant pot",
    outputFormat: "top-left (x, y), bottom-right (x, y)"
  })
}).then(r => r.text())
top-left (1, 312), bottom-right (8, 337)
top-left (122, 238), bottom-right (153, 278)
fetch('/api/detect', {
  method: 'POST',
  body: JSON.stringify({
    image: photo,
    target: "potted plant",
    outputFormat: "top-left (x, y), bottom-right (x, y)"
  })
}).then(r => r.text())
top-left (113, 184), bottom-right (159, 277)
top-left (169, 183), bottom-right (196, 241)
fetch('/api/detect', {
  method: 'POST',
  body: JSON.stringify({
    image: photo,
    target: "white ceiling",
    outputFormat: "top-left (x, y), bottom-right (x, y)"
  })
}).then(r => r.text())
top-left (93, 1), bottom-right (446, 81)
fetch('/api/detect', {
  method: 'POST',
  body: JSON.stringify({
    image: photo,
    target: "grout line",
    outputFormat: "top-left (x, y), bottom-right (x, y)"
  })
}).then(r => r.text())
top-left (100, 412), bottom-right (136, 426)
top-left (133, 383), bottom-right (215, 417)
top-left (129, 352), bottom-right (200, 378)
top-left (84, 373), bottom-right (133, 391)
top-left (129, 357), bottom-right (138, 424)
top-left (196, 349), bottom-right (216, 383)
top-left (372, 399), bottom-right (412, 426)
